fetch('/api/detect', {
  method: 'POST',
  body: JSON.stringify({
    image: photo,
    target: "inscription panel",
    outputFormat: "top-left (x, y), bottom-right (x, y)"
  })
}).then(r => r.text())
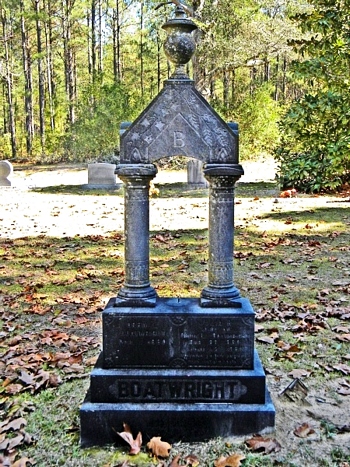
top-left (108, 379), bottom-right (248, 402)
top-left (90, 350), bottom-right (267, 404)
top-left (103, 298), bottom-right (254, 369)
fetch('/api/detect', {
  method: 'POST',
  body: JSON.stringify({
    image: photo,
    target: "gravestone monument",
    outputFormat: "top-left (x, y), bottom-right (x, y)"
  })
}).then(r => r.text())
top-left (0, 160), bottom-right (13, 187)
top-left (80, 6), bottom-right (275, 447)
top-left (87, 163), bottom-right (118, 188)
top-left (187, 159), bottom-right (208, 187)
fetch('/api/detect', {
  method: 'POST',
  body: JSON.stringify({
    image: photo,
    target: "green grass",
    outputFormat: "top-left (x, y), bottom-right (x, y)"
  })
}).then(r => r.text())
top-left (1, 178), bottom-right (350, 466)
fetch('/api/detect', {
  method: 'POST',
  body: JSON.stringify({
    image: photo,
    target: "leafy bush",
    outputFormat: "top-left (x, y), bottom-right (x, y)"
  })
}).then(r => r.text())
top-left (63, 81), bottom-right (133, 162)
top-left (275, 91), bottom-right (350, 192)
top-left (274, 0), bottom-right (350, 193)
top-left (237, 84), bottom-right (282, 160)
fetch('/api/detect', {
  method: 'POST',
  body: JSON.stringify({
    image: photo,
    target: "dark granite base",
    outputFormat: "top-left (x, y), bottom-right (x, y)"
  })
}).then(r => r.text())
top-left (80, 387), bottom-right (275, 447)
top-left (103, 297), bottom-right (255, 369)
top-left (80, 296), bottom-right (275, 446)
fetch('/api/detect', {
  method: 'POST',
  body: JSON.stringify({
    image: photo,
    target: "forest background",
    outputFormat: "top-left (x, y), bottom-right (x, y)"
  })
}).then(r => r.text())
top-left (0, 0), bottom-right (350, 193)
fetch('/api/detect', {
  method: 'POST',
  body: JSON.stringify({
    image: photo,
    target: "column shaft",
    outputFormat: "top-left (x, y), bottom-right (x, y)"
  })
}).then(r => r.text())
top-left (200, 164), bottom-right (243, 307)
top-left (116, 164), bottom-right (157, 306)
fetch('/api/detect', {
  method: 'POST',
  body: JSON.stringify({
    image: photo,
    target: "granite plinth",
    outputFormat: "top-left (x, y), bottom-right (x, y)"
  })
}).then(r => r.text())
top-left (103, 297), bottom-right (255, 369)
top-left (80, 386), bottom-right (275, 447)
top-left (81, 296), bottom-right (275, 446)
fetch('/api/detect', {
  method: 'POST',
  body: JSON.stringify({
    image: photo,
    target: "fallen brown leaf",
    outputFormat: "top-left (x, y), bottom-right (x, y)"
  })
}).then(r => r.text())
top-left (245, 435), bottom-right (281, 454)
top-left (147, 436), bottom-right (171, 458)
top-left (7, 433), bottom-right (24, 450)
top-left (333, 364), bottom-right (350, 375)
top-left (10, 456), bottom-right (33, 467)
top-left (184, 454), bottom-right (199, 466)
top-left (337, 381), bottom-right (350, 396)
top-left (293, 422), bottom-right (315, 438)
top-left (169, 454), bottom-right (181, 467)
top-left (117, 423), bottom-right (142, 455)
top-left (288, 369), bottom-right (311, 379)
top-left (1, 417), bottom-right (27, 433)
top-left (214, 453), bottom-right (246, 467)
top-left (336, 334), bottom-right (350, 342)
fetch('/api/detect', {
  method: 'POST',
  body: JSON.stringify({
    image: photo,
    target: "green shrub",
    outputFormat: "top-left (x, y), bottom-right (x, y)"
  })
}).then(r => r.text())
top-left (275, 91), bottom-right (350, 192)
top-left (63, 81), bottom-right (133, 162)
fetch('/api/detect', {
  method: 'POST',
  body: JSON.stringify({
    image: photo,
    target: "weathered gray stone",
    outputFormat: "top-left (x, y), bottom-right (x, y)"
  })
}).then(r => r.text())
top-left (88, 163), bottom-right (117, 187)
top-left (187, 159), bottom-right (208, 187)
top-left (102, 297), bottom-right (254, 369)
top-left (80, 5), bottom-right (275, 446)
top-left (0, 160), bottom-right (13, 187)
top-left (115, 164), bottom-right (158, 305)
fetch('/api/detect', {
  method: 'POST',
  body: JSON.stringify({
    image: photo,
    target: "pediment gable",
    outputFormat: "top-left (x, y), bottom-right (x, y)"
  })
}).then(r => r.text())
top-left (120, 81), bottom-right (238, 164)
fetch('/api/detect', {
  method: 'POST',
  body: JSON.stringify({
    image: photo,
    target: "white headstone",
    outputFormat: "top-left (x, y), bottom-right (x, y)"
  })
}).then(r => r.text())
top-left (0, 160), bottom-right (13, 187)
top-left (187, 159), bottom-right (208, 187)
top-left (88, 163), bottom-right (117, 187)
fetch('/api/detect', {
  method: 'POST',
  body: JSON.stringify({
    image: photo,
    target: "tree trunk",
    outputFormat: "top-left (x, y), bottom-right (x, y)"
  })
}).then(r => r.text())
top-left (91, 0), bottom-right (97, 82)
top-left (274, 54), bottom-right (279, 101)
top-left (20, 0), bottom-right (34, 154)
top-left (44, 0), bottom-right (56, 130)
top-left (112, 0), bottom-right (121, 82)
top-left (282, 55), bottom-right (287, 100)
top-left (62, 0), bottom-right (76, 124)
top-left (1, 7), bottom-right (17, 159)
top-left (231, 69), bottom-right (236, 105)
top-left (264, 59), bottom-right (270, 82)
top-left (33, 0), bottom-right (46, 149)
top-left (140, 0), bottom-right (144, 98)
top-left (157, 31), bottom-right (161, 93)
top-left (98, 0), bottom-right (103, 75)
top-left (223, 69), bottom-right (229, 108)
top-left (2, 84), bottom-right (8, 134)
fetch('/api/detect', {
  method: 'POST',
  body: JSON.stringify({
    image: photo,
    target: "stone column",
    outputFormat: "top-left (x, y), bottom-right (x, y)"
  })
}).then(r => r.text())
top-left (115, 164), bottom-right (158, 306)
top-left (200, 164), bottom-right (244, 307)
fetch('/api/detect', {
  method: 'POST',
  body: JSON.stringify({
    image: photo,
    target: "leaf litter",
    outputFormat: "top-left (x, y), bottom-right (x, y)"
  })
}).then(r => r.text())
top-left (1, 161), bottom-right (350, 465)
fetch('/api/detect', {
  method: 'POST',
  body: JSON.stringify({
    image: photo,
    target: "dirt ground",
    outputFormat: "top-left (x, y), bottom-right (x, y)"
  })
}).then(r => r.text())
top-left (1, 158), bottom-right (349, 465)
top-left (0, 157), bottom-right (341, 239)
top-left (2, 160), bottom-right (275, 238)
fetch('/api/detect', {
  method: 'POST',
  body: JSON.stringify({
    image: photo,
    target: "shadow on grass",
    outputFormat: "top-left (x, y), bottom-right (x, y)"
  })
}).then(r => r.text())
top-left (14, 163), bottom-right (86, 173)
top-left (236, 181), bottom-right (278, 198)
top-left (31, 184), bottom-right (124, 196)
top-left (30, 180), bottom-right (278, 199)
top-left (260, 205), bottom-right (350, 223)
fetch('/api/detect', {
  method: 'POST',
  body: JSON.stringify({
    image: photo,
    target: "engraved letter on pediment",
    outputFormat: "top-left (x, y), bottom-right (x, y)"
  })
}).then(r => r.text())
top-left (147, 113), bottom-right (211, 161)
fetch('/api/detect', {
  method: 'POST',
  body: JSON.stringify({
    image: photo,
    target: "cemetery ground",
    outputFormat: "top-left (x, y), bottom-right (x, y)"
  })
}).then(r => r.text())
top-left (0, 159), bottom-right (350, 467)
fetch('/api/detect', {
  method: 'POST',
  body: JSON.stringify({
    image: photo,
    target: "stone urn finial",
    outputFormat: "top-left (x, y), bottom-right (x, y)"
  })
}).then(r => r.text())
top-left (162, 5), bottom-right (197, 79)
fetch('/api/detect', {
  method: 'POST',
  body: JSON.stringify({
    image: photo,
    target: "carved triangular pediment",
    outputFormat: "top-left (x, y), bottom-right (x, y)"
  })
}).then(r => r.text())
top-left (121, 81), bottom-right (238, 164)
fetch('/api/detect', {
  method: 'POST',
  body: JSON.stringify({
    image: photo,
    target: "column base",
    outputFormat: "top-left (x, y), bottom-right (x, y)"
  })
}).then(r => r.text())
top-left (200, 286), bottom-right (241, 308)
top-left (116, 286), bottom-right (158, 307)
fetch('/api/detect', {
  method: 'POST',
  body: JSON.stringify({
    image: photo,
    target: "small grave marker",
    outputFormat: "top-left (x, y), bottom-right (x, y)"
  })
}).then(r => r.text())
top-left (87, 162), bottom-right (118, 188)
top-left (0, 160), bottom-right (13, 187)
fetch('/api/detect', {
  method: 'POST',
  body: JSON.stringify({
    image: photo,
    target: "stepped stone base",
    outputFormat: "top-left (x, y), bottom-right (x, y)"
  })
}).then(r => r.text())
top-left (80, 386), bottom-right (275, 447)
top-left (80, 297), bottom-right (275, 447)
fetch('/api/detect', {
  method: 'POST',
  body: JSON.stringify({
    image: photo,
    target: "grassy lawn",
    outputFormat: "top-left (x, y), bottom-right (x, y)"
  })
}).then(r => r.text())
top-left (0, 177), bottom-right (350, 466)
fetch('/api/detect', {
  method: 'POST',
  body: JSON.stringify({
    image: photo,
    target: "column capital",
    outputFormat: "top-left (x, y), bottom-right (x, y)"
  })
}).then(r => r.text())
top-left (203, 163), bottom-right (244, 180)
top-left (116, 163), bottom-right (158, 180)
